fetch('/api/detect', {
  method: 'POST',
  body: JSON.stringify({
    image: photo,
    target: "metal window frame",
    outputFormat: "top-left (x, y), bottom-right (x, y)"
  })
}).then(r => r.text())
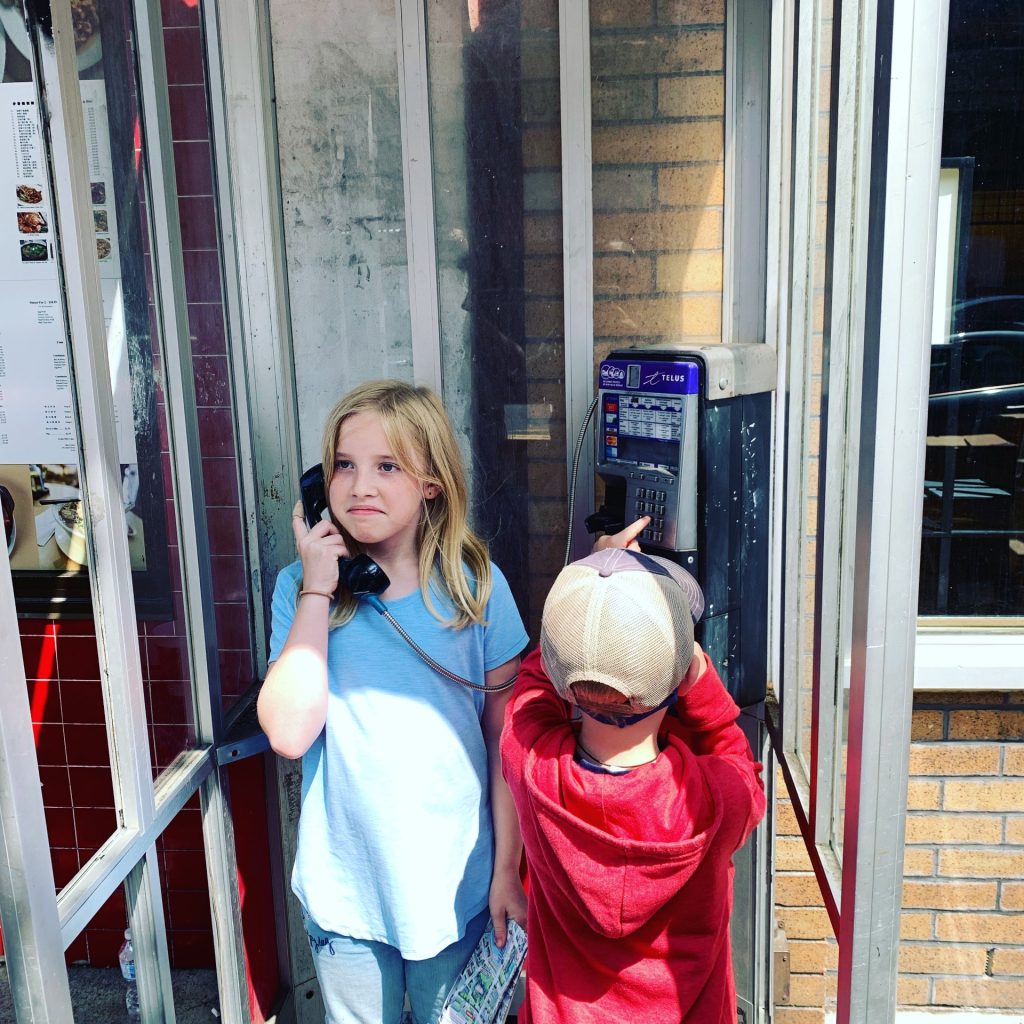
top-left (0, 0), bottom-right (257, 1018)
top-left (723, 0), bottom-right (770, 349)
top-left (395, 0), bottom-right (442, 392)
top-left (836, 0), bottom-right (949, 1018)
top-left (772, 0), bottom-right (950, 1017)
top-left (559, 0), bottom-right (595, 562)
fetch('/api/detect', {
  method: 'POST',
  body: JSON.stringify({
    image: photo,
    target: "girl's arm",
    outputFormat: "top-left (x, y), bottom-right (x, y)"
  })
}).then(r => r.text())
top-left (256, 502), bottom-right (351, 759)
top-left (482, 655), bottom-right (527, 948)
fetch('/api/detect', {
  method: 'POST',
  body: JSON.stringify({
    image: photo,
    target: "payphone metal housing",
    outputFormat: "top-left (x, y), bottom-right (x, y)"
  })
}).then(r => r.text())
top-left (596, 344), bottom-right (775, 708)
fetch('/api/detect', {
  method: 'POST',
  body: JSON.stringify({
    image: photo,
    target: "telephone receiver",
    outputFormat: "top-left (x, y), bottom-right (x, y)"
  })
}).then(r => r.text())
top-left (296, 464), bottom-right (515, 693)
top-left (299, 464), bottom-right (390, 599)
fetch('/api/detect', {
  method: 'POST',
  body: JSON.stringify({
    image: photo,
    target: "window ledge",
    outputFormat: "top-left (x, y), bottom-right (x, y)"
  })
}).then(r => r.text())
top-left (915, 629), bottom-right (1024, 690)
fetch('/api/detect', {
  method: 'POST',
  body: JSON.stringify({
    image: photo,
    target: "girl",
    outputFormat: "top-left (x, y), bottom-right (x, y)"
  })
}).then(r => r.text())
top-left (257, 380), bottom-right (529, 1024)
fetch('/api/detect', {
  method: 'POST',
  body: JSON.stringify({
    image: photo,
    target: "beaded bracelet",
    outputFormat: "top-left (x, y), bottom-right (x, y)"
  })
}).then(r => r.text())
top-left (299, 589), bottom-right (334, 600)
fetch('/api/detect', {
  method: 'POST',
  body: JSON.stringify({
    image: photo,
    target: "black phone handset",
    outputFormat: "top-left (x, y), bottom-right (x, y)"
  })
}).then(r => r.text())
top-left (299, 464), bottom-right (390, 599)
top-left (298, 465), bottom-right (516, 693)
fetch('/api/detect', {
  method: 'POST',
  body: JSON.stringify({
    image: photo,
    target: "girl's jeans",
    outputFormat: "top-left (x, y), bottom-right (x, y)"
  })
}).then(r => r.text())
top-left (302, 908), bottom-right (489, 1024)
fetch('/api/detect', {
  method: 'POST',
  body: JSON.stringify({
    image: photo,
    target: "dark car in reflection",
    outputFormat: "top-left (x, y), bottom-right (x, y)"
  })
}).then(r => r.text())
top-left (922, 297), bottom-right (1024, 615)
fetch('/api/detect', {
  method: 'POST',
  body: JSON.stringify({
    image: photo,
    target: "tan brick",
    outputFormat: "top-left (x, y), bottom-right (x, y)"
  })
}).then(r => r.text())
top-left (787, 939), bottom-right (829, 974)
top-left (521, 36), bottom-right (561, 78)
top-left (658, 75), bottom-right (725, 118)
top-left (594, 168), bottom-right (657, 211)
top-left (522, 125), bottom-right (561, 169)
top-left (776, 874), bottom-right (826, 907)
top-left (775, 908), bottom-right (834, 941)
top-left (776, 799), bottom-right (801, 837)
top-left (992, 948), bottom-right (1024, 975)
top-left (656, 251), bottom-right (722, 292)
top-left (788, 974), bottom-right (826, 1006)
top-left (594, 254), bottom-right (655, 297)
top-left (590, 30), bottom-right (723, 77)
top-left (900, 912), bottom-right (934, 940)
top-left (911, 710), bottom-right (944, 741)
top-left (944, 779), bottom-right (1024, 813)
top-left (901, 880), bottom-right (997, 911)
top-left (939, 849), bottom-right (1024, 878)
top-left (902, 849), bottom-right (935, 877)
top-left (658, 163), bottom-right (724, 207)
top-left (776, 837), bottom-right (813, 872)
top-left (1008, 819), bottom-right (1024, 845)
top-left (593, 295), bottom-right (721, 339)
top-left (525, 298), bottom-right (564, 340)
top-left (935, 912), bottom-right (1024, 944)
top-left (592, 79), bottom-right (657, 123)
top-left (594, 208), bottom-right (722, 253)
top-left (521, 0), bottom-right (558, 30)
top-left (658, 0), bottom-right (725, 25)
top-left (1005, 746), bottom-right (1024, 774)
top-left (908, 744), bottom-right (1001, 775)
top-left (906, 780), bottom-right (941, 810)
top-left (895, 976), bottom-right (931, 1005)
top-left (591, 0), bottom-right (654, 28)
top-left (524, 258), bottom-right (564, 299)
top-left (904, 814), bottom-right (1003, 845)
top-left (522, 80), bottom-right (560, 124)
top-left (933, 978), bottom-right (1024, 1009)
top-left (525, 212), bottom-right (563, 254)
top-left (949, 710), bottom-right (1024, 741)
top-left (1001, 883), bottom-right (1024, 911)
top-left (914, 691), bottom-right (1006, 706)
top-left (592, 121), bottom-right (723, 166)
top-left (898, 943), bottom-right (988, 975)
top-left (773, 1010), bottom-right (825, 1024)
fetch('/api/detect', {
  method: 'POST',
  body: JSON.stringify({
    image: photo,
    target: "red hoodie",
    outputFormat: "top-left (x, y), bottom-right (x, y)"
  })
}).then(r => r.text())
top-left (501, 647), bottom-right (765, 1024)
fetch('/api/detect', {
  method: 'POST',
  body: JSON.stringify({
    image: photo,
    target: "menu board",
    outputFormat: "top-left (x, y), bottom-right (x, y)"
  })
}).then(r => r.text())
top-left (0, 8), bottom-right (173, 619)
top-left (0, 80), bottom-right (146, 582)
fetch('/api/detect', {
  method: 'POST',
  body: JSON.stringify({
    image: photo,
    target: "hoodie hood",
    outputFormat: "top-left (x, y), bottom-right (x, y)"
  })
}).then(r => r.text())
top-left (518, 729), bottom-right (725, 938)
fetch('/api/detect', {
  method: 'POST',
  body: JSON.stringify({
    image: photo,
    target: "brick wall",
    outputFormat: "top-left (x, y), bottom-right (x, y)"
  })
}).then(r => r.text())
top-left (519, 0), bottom-right (725, 638)
top-left (774, 693), bottom-right (1024, 1020)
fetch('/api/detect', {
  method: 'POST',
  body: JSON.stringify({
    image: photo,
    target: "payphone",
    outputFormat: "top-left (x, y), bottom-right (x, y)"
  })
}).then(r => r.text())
top-left (587, 344), bottom-right (776, 708)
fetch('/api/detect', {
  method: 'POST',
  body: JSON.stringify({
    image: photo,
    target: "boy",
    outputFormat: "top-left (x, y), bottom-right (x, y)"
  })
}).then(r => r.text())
top-left (501, 547), bottom-right (765, 1023)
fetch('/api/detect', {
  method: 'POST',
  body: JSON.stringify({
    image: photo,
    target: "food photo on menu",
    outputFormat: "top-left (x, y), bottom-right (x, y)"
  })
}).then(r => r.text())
top-left (0, 463), bottom-right (147, 571)
top-left (1, 0), bottom-right (103, 84)
top-left (17, 210), bottom-right (46, 233)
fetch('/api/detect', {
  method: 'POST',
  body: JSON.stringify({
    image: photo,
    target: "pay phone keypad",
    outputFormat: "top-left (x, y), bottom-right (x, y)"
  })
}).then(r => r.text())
top-left (634, 488), bottom-right (668, 543)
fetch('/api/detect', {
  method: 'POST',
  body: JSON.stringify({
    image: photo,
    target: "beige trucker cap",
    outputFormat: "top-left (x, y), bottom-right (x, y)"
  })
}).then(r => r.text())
top-left (540, 548), bottom-right (704, 712)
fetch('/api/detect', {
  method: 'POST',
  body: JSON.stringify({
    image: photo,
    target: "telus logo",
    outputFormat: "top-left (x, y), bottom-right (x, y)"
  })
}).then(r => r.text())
top-left (643, 371), bottom-right (688, 387)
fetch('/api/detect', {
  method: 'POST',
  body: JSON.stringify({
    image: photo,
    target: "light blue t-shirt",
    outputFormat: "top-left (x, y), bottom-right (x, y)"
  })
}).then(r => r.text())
top-left (268, 559), bottom-right (528, 959)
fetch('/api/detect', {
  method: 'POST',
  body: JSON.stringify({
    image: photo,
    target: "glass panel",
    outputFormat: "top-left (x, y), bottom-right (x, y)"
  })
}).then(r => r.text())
top-left (61, 850), bottom-right (219, 1022)
top-left (427, 0), bottom-right (566, 638)
top-left (919, 2), bottom-right (1024, 618)
top-left (795, 2), bottom-right (835, 786)
top-left (270, 0), bottom-right (413, 467)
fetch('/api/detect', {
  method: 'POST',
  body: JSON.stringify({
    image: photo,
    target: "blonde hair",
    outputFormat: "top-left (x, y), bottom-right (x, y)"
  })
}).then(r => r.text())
top-left (318, 380), bottom-right (492, 629)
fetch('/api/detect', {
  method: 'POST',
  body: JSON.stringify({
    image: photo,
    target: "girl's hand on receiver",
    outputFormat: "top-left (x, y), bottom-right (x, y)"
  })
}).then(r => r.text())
top-left (291, 500), bottom-right (350, 596)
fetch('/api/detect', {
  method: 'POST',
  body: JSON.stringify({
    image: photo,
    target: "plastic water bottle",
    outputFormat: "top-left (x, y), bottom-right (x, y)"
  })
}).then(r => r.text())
top-left (118, 928), bottom-right (141, 1021)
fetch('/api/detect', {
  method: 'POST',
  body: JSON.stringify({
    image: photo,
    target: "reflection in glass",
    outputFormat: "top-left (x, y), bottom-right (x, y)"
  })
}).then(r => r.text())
top-left (269, 0), bottom-right (414, 444)
top-left (62, 861), bottom-right (218, 1024)
top-left (64, 0), bottom-right (203, 777)
top-left (921, 2), bottom-right (1024, 618)
top-left (427, 0), bottom-right (565, 639)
